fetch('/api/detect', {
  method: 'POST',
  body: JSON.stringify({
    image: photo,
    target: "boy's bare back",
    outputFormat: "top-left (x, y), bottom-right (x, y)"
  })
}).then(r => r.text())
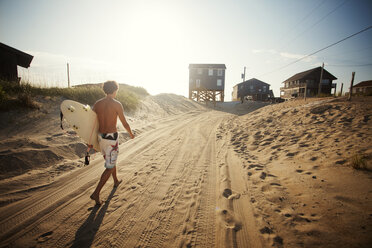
top-left (94, 97), bottom-right (128, 134)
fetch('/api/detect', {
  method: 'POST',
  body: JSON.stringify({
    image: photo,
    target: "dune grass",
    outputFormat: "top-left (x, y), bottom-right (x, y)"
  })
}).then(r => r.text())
top-left (349, 153), bottom-right (368, 171)
top-left (0, 80), bottom-right (148, 112)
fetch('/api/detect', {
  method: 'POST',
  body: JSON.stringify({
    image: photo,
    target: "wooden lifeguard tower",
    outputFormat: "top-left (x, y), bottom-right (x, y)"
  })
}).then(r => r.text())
top-left (189, 64), bottom-right (226, 103)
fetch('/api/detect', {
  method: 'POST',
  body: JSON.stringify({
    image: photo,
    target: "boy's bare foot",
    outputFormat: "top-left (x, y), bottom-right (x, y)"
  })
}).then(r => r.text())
top-left (90, 193), bottom-right (103, 205)
top-left (114, 179), bottom-right (123, 188)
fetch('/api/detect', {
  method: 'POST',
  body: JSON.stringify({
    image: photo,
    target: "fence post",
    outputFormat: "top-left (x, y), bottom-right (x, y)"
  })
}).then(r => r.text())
top-left (67, 63), bottom-right (70, 88)
top-left (348, 72), bottom-right (355, 101)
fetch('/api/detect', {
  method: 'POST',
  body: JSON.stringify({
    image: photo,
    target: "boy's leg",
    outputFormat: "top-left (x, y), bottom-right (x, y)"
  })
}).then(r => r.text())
top-left (112, 166), bottom-right (122, 187)
top-left (90, 168), bottom-right (113, 205)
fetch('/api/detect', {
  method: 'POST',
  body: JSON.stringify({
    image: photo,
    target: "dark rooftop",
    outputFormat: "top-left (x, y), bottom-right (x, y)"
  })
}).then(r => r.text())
top-left (189, 64), bottom-right (226, 69)
top-left (0, 42), bottom-right (33, 68)
top-left (282, 67), bottom-right (337, 83)
top-left (353, 80), bottom-right (372, 88)
top-left (234, 78), bottom-right (269, 87)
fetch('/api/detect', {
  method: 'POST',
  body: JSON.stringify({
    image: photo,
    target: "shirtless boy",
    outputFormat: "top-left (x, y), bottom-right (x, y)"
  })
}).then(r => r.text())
top-left (90, 81), bottom-right (135, 205)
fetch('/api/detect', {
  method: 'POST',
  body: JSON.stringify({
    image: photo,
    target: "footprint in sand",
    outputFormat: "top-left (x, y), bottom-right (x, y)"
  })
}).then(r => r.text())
top-left (270, 183), bottom-right (281, 186)
top-left (260, 172), bottom-right (267, 180)
top-left (286, 152), bottom-right (298, 157)
top-left (271, 145), bottom-right (281, 150)
top-left (273, 236), bottom-right (284, 246)
top-left (219, 209), bottom-right (242, 231)
top-left (37, 231), bottom-right (53, 243)
top-left (259, 226), bottom-right (273, 234)
top-left (222, 188), bottom-right (232, 198)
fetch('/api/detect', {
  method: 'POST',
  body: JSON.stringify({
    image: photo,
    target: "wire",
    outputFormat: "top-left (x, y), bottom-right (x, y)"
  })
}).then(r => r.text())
top-left (327, 63), bottom-right (372, 67)
top-left (260, 25), bottom-right (372, 77)
top-left (322, 44), bottom-right (372, 59)
top-left (278, 0), bottom-right (327, 50)
top-left (282, 0), bottom-right (349, 50)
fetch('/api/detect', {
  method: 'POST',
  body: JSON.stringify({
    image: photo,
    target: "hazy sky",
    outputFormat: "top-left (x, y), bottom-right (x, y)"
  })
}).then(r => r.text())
top-left (1, 0), bottom-right (371, 99)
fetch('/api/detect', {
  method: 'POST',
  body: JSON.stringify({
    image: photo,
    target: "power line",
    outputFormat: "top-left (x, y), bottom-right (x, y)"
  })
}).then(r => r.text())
top-left (327, 63), bottom-right (372, 67)
top-left (278, 0), bottom-right (327, 50)
top-left (322, 44), bottom-right (372, 59)
top-left (282, 0), bottom-right (349, 50)
top-left (260, 25), bottom-right (372, 76)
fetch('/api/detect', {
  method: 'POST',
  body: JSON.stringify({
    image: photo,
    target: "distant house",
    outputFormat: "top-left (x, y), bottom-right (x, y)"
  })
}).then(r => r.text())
top-left (0, 42), bottom-right (33, 82)
top-left (189, 64), bottom-right (226, 102)
top-left (280, 67), bottom-right (337, 99)
top-left (352, 80), bottom-right (372, 95)
top-left (232, 78), bottom-right (274, 101)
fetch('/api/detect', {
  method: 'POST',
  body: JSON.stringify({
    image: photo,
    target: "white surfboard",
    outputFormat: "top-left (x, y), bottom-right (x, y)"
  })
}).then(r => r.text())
top-left (60, 100), bottom-right (100, 152)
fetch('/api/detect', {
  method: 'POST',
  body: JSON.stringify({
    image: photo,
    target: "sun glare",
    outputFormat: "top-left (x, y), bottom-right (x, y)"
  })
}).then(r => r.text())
top-left (113, 4), bottom-right (189, 95)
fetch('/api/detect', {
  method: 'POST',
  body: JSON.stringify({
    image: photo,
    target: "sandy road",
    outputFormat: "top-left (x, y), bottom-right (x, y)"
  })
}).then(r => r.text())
top-left (0, 109), bottom-right (263, 248)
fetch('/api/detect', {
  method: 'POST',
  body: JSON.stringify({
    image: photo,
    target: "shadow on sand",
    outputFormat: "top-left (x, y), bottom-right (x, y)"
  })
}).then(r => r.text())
top-left (71, 187), bottom-right (117, 247)
top-left (204, 101), bottom-right (272, 116)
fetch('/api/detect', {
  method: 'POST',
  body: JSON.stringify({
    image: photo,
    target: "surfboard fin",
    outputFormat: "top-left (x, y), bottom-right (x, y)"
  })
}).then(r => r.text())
top-left (85, 151), bottom-right (90, 165)
top-left (60, 112), bottom-right (64, 130)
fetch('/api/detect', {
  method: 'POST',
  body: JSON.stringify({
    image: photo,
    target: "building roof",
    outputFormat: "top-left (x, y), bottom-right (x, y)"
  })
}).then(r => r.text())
top-left (0, 42), bottom-right (33, 68)
top-left (282, 66), bottom-right (337, 83)
top-left (353, 80), bottom-right (372, 88)
top-left (189, 64), bottom-right (226, 69)
top-left (234, 78), bottom-right (269, 87)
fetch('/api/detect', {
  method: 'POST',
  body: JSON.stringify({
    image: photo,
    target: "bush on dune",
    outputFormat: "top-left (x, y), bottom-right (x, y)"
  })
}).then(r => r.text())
top-left (0, 80), bottom-right (147, 112)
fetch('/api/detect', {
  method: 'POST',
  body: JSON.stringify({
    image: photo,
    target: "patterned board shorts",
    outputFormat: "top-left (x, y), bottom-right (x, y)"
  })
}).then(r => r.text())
top-left (98, 132), bottom-right (119, 169)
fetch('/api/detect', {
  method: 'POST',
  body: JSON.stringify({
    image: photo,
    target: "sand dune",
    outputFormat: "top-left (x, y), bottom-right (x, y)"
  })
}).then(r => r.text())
top-left (0, 96), bottom-right (371, 247)
top-left (218, 97), bottom-right (372, 247)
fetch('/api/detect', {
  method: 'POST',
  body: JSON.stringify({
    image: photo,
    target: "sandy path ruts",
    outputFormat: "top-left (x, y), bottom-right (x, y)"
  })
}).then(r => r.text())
top-left (0, 109), bottom-right (261, 248)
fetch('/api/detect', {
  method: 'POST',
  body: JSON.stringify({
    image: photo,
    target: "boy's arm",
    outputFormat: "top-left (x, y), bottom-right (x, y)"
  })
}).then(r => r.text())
top-left (117, 103), bottom-right (135, 139)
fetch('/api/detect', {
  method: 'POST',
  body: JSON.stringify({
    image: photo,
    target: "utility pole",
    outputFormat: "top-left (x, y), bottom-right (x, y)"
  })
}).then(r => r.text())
top-left (318, 62), bottom-right (324, 96)
top-left (241, 66), bottom-right (246, 82)
top-left (340, 83), bottom-right (343, 96)
top-left (67, 63), bottom-right (70, 88)
top-left (348, 72), bottom-right (355, 101)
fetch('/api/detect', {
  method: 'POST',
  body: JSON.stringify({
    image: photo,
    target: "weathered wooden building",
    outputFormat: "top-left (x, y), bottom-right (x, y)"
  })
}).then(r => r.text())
top-left (232, 78), bottom-right (274, 101)
top-left (0, 42), bottom-right (33, 82)
top-left (189, 64), bottom-right (226, 102)
top-left (352, 80), bottom-right (372, 95)
top-left (280, 67), bottom-right (337, 99)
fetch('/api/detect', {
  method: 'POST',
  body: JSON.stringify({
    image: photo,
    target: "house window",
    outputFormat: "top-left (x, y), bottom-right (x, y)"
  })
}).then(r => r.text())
top-left (196, 79), bottom-right (201, 88)
top-left (217, 69), bottom-right (223, 76)
top-left (197, 69), bottom-right (202, 75)
top-left (322, 79), bottom-right (330, 84)
top-left (250, 85), bottom-right (253, 90)
top-left (209, 69), bottom-right (213, 76)
top-left (263, 85), bottom-right (266, 92)
top-left (217, 79), bottom-right (222, 86)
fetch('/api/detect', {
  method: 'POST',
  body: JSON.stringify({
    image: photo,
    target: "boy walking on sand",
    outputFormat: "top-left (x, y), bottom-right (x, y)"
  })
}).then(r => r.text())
top-left (90, 81), bottom-right (135, 205)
